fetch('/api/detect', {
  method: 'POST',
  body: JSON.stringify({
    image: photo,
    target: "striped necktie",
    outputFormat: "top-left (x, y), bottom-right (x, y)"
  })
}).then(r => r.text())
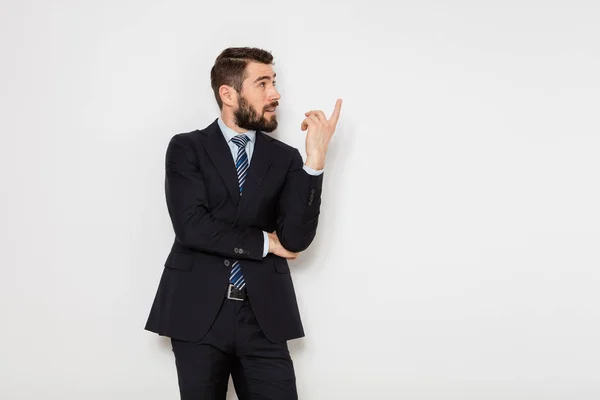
top-left (229, 134), bottom-right (250, 290)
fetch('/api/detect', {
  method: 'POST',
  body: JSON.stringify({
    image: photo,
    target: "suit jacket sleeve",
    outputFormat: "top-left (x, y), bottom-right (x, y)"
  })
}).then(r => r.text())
top-left (275, 148), bottom-right (324, 253)
top-left (165, 134), bottom-right (264, 260)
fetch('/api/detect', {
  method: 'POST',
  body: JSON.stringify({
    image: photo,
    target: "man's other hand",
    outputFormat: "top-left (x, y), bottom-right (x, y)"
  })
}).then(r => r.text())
top-left (267, 232), bottom-right (300, 260)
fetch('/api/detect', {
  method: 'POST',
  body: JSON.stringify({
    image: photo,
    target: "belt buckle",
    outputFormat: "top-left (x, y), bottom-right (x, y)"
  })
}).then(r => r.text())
top-left (226, 284), bottom-right (245, 301)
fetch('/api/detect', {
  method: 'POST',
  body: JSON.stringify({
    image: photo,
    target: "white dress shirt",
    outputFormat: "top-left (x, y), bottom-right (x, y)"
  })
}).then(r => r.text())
top-left (217, 117), bottom-right (324, 257)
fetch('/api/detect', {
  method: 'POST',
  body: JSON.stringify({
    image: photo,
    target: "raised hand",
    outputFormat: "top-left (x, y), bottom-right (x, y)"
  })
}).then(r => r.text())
top-left (301, 99), bottom-right (343, 170)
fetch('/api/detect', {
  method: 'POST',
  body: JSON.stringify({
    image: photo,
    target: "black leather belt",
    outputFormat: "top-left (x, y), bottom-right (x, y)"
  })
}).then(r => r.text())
top-left (226, 284), bottom-right (247, 301)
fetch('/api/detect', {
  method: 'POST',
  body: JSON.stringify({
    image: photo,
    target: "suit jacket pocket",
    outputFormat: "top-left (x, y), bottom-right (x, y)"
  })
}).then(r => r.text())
top-left (273, 258), bottom-right (290, 274)
top-left (164, 252), bottom-right (195, 271)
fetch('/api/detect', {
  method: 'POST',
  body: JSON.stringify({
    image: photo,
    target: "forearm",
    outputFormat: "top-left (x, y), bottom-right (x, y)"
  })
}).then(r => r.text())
top-left (169, 204), bottom-right (264, 260)
top-left (275, 150), bottom-right (324, 253)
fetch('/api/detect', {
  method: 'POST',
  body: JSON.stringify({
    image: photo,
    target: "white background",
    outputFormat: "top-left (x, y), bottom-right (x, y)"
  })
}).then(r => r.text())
top-left (1, 1), bottom-right (599, 399)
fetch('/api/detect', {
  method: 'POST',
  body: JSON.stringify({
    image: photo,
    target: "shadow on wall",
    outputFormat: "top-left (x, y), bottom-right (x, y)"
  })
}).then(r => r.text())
top-left (287, 120), bottom-right (355, 271)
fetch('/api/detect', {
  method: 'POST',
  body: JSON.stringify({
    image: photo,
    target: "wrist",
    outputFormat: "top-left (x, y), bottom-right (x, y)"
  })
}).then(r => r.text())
top-left (305, 155), bottom-right (325, 170)
top-left (267, 232), bottom-right (275, 253)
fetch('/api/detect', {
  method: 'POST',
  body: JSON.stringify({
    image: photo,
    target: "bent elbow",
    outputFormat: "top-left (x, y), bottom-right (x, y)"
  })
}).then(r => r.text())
top-left (278, 229), bottom-right (316, 253)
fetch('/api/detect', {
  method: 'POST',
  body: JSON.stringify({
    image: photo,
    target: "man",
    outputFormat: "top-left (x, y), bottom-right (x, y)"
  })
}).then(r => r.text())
top-left (145, 47), bottom-right (342, 399)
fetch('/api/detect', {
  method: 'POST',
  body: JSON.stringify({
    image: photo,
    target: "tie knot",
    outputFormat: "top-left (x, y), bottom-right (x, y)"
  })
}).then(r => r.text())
top-left (231, 134), bottom-right (250, 149)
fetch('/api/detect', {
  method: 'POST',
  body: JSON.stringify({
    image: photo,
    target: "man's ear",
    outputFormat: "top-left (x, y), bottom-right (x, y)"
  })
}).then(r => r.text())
top-left (219, 85), bottom-right (237, 108)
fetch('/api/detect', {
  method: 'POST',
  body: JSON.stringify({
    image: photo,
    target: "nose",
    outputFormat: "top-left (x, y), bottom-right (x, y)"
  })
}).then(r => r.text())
top-left (269, 87), bottom-right (281, 102)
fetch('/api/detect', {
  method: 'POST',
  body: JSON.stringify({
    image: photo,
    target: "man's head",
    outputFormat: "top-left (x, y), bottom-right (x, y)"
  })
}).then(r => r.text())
top-left (210, 47), bottom-right (281, 133)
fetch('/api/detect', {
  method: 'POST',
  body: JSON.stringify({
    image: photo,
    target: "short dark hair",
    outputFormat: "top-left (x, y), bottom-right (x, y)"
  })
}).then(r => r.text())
top-left (210, 47), bottom-right (274, 109)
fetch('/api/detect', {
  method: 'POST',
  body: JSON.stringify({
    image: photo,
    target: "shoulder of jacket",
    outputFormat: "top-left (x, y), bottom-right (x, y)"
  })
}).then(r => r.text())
top-left (168, 129), bottom-right (202, 145)
top-left (262, 133), bottom-right (298, 155)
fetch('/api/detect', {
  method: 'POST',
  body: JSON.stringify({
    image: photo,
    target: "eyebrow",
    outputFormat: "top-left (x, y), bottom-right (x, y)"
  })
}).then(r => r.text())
top-left (253, 73), bottom-right (277, 84)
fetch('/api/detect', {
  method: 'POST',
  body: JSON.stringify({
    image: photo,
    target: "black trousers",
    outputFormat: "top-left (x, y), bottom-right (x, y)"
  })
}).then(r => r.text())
top-left (171, 296), bottom-right (298, 400)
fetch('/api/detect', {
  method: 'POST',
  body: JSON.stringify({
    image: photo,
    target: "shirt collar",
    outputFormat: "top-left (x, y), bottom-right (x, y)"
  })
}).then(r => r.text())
top-left (217, 117), bottom-right (256, 144)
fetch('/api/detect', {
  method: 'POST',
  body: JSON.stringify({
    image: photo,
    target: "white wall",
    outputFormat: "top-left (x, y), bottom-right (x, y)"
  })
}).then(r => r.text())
top-left (1, 0), bottom-right (599, 398)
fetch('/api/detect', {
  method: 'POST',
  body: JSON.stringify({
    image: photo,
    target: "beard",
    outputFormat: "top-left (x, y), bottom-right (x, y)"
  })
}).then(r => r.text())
top-left (233, 95), bottom-right (278, 133)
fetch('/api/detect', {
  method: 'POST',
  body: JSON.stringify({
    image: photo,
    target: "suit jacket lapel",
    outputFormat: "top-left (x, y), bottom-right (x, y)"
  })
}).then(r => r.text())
top-left (235, 130), bottom-right (272, 222)
top-left (202, 120), bottom-right (241, 206)
top-left (201, 120), bottom-right (274, 218)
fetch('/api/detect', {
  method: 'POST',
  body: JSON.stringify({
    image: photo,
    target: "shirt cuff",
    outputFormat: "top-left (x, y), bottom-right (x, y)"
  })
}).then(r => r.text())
top-left (262, 231), bottom-right (269, 258)
top-left (303, 164), bottom-right (324, 176)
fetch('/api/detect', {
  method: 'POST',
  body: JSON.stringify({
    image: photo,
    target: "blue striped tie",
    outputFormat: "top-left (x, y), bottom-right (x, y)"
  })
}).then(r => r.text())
top-left (229, 134), bottom-right (250, 290)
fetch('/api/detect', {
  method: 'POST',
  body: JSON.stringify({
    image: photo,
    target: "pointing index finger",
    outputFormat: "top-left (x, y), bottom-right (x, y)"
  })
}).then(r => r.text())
top-left (330, 99), bottom-right (343, 126)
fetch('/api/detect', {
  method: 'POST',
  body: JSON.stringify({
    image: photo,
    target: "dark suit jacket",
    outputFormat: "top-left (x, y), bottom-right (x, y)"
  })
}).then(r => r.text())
top-left (145, 118), bottom-right (323, 343)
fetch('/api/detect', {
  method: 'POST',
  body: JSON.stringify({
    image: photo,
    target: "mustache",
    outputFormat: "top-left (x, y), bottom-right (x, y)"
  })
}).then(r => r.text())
top-left (264, 101), bottom-right (279, 110)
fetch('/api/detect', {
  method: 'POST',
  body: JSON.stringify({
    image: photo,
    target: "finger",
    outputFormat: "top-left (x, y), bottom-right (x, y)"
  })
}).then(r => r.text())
top-left (330, 99), bottom-right (343, 126)
top-left (301, 117), bottom-right (316, 131)
top-left (304, 110), bottom-right (327, 124)
top-left (309, 114), bottom-right (321, 125)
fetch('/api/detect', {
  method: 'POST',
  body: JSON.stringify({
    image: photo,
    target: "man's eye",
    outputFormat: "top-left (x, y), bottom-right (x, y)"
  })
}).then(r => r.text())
top-left (260, 82), bottom-right (266, 87)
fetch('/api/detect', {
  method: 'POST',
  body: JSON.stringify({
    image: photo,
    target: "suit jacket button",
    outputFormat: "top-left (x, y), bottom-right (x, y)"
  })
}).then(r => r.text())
top-left (234, 248), bottom-right (239, 254)
top-left (224, 260), bottom-right (230, 267)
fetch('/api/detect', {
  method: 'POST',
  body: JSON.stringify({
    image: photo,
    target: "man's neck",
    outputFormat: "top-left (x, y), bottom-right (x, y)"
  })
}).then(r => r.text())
top-left (220, 111), bottom-right (248, 134)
